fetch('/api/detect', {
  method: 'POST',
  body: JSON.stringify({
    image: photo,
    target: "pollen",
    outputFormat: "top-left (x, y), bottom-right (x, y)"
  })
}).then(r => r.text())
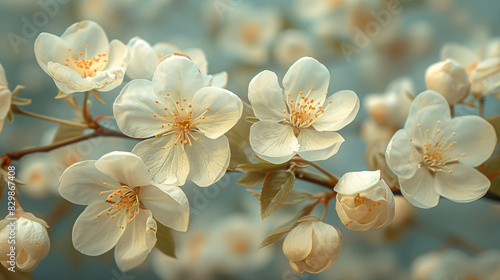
top-left (65, 47), bottom-right (108, 78)
top-left (282, 88), bottom-right (332, 129)
top-left (97, 183), bottom-right (140, 229)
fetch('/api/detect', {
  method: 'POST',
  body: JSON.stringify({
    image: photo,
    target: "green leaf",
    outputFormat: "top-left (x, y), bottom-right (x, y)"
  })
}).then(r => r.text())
top-left (90, 89), bottom-right (106, 104)
top-left (260, 170), bottom-right (296, 219)
top-left (258, 203), bottom-right (316, 249)
top-left (236, 162), bottom-right (288, 173)
top-left (155, 222), bottom-right (176, 259)
top-left (247, 189), bottom-right (314, 206)
top-left (236, 171), bottom-right (266, 187)
top-left (226, 102), bottom-right (254, 169)
top-left (484, 154), bottom-right (500, 174)
top-left (52, 119), bottom-right (86, 144)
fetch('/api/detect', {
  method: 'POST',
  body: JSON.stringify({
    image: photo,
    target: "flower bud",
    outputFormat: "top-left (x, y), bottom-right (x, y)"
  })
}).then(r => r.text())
top-left (425, 59), bottom-right (470, 104)
top-left (334, 170), bottom-right (395, 231)
top-left (282, 216), bottom-right (342, 274)
top-left (0, 211), bottom-right (50, 272)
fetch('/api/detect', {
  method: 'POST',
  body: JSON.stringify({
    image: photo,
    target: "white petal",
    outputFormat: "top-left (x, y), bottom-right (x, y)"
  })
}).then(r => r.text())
top-left (399, 168), bottom-right (440, 209)
top-left (191, 87), bottom-right (242, 139)
top-left (114, 210), bottom-right (156, 272)
top-left (183, 48), bottom-right (208, 74)
top-left (297, 129), bottom-right (344, 161)
top-left (312, 90), bottom-right (360, 131)
top-left (248, 70), bottom-right (288, 122)
top-left (104, 39), bottom-right (128, 70)
top-left (283, 57), bottom-right (330, 105)
top-left (17, 218), bottom-right (50, 260)
top-left (211, 71), bottom-right (228, 88)
top-left (0, 63), bottom-right (7, 87)
top-left (126, 37), bottom-right (158, 80)
top-left (60, 20), bottom-right (109, 57)
top-left (283, 222), bottom-right (313, 261)
top-left (471, 57), bottom-right (500, 96)
top-left (335, 170), bottom-right (381, 195)
top-left (249, 121), bottom-right (298, 164)
top-left (34, 33), bottom-right (70, 73)
top-left (435, 164), bottom-right (490, 203)
top-left (46, 62), bottom-right (94, 93)
top-left (440, 43), bottom-right (479, 67)
top-left (445, 115), bottom-right (497, 167)
top-left (72, 201), bottom-right (125, 256)
top-left (95, 152), bottom-right (152, 188)
top-left (15, 251), bottom-right (39, 272)
top-left (0, 90), bottom-right (11, 119)
top-left (185, 133), bottom-right (230, 187)
top-left (152, 42), bottom-right (180, 56)
top-left (153, 56), bottom-right (205, 105)
top-left (114, 79), bottom-right (168, 138)
top-left (404, 90), bottom-right (451, 144)
top-left (58, 161), bottom-right (118, 205)
top-left (385, 129), bottom-right (420, 179)
top-left (132, 136), bottom-right (189, 186)
top-left (140, 183), bottom-right (189, 231)
top-left (88, 67), bottom-right (126, 92)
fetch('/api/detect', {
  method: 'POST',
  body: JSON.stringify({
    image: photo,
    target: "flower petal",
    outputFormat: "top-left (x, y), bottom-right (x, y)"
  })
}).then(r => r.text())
top-left (312, 90), bottom-right (360, 131)
top-left (126, 37), bottom-right (158, 80)
top-left (0, 90), bottom-right (11, 119)
top-left (153, 56), bottom-right (205, 105)
top-left (385, 129), bottom-right (420, 179)
top-left (34, 33), bottom-right (70, 73)
top-left (132, 136), bottom-right (190, 186)
top-left (0, 63), bottom-right (7, 87)
top-left (94, 152), bottom-right (152, 188)
top-left (445, 115), bottom-right (497, 167)
top-left (435, 164), bottom-right (490, 203)
top-left (104, 39), bottom-right (128, 70)
top-left (191, 87), bottom-right (242, 139)
top-left (404, 90), bottom-right (451, 144)
top-left (440, 43), bottom-right (479, 67)
top-left (183, 48), bottom-right (208, 74)
top-left (88, 67), bottom-right (125, 92)
top-left (283, 222), bottom-right (313, 261)
top-left (211, 71), bottom-right (228, 88)
top-left (72, 201), bottom-right (125, 256)
top-left (59, 161), bottom-right (117, 205)
top-left (185, 133), bottom-right (230, 187)
top-left (334, 170), bottom-right (381, 195)
top-left (46, 62), bottom-right (94, 93)
top-left (399, 168), bottom-right (440, 209)
top-left (114, 79), bottom-right (168, 138)
top-left (250, 121), bottom-right (298, 164)
top-left (60, 20), bottom-right (109, 58)
top-left (297, 130), bottom-right (344, 161)
top-left (114, 210), bottom-right (156, 272)
top-left (248, 70), bottom-right (288, 122)
top-left (283, 57), bottom-right (330, 105)
top-left (17, 217), bottom-right (50, 260)
top-left (140, 183), bottom-right (189, 231)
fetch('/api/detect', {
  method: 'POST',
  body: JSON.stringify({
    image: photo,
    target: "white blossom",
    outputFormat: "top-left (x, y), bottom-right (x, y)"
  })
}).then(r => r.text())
top-left (58, 151), bottom-right (189, 271)
top-left (385, 90), bottom-right (497, 208)
top-left (34, 20), bottom-right (128, 94)
top-left (283, 216), bottom-right (342, 274)
top-left (334, 170), bottom-right (395, 231)
top-left (425, 59), bottom-right (470, 104)
top-left (0, 63), bottom-right (11, 134)
top-left (114, 56), bottom-right (242, 186)
top-left (248, 56), bottom-right (359, 164)
top-left (0, 212), bottom-right (50, 272)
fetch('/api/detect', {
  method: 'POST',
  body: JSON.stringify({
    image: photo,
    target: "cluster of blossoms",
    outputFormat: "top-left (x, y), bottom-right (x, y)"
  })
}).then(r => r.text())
top-left (0, 15), bottom-right (498, 277)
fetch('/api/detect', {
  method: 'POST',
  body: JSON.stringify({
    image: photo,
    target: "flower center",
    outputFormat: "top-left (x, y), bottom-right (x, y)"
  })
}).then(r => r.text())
top-left (239, 21), bottom-right (261, 44)
top-left (153, 95), bottom-right (210, 152)
top-left (64, 45), bottom-right (107, 78)
top-left (412, 121), bottom-right (464, 173)
top-left (282, 88), bottom-right (331, 129)
top-left (97, 183), bottom-right (140, 229)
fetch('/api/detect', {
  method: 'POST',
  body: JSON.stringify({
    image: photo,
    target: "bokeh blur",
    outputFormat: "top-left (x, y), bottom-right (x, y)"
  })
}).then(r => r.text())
top-left (1, 0), bottom-right (500, 279)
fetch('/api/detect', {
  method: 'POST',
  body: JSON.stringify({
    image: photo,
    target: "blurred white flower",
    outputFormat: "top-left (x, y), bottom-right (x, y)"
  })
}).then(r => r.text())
top-left (126, 37), bottom-right (227, 87)
top-left (217, 4), bottom-right (281, 65)
top-left (385, 90), bottom-right (497, 208)
top-left (283, 216), bottom-right (342, 274)
top-left (411, 249), bottom-right (500, 280)
top-left (34, 20), bottom-right (128, 94)
top-left (0, 212), bottom-right (50, 272)
top-left (364, 76), bottom-right (415, 128)
top-left (334, 170), bottom-right (395, 231)
top-left (58, 151), bottom-right (189, 271)
top-left (425, 59), bottom-right (470, 104)
top-left (114, 56), bottom-right (242, 186)
top-left (248, 56), bottom-right (359, 164)
top-left (273, 29), bottom-right (316, 68)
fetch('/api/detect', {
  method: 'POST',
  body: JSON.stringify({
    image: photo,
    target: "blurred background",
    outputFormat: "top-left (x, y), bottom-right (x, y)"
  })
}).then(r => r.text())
top-left (1, 0), bottom-right (500, 279)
